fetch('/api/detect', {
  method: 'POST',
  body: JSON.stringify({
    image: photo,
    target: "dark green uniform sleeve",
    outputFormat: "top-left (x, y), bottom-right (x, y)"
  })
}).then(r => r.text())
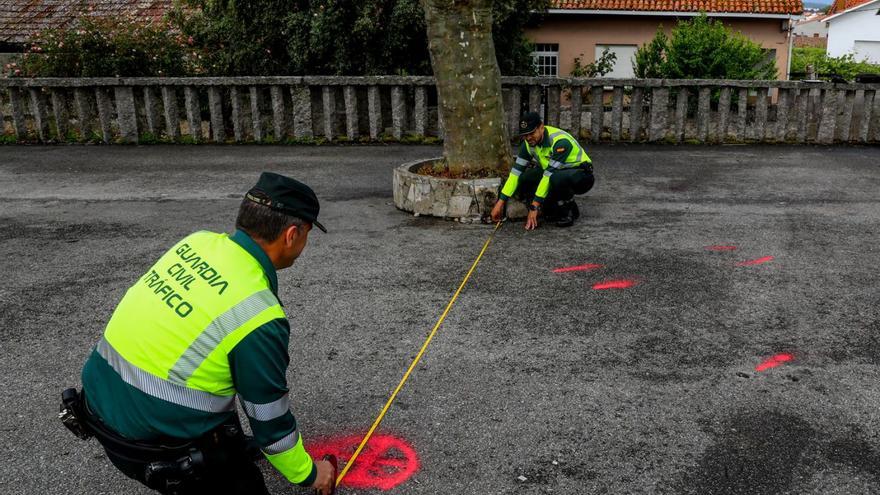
top-left (229, 319), bottom-right (316, 487)
top-left (549, 139), bottom-right (573, 163)
top-left (500, 143), bottom-right (534, 200)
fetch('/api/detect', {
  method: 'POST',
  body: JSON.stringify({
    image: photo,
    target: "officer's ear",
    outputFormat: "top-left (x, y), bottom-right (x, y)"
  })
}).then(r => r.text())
top-left (282, 224), bottom-right (300, 247)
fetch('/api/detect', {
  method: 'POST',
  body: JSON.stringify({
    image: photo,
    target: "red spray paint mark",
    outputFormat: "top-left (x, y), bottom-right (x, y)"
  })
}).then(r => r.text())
top-left (755, 353), bottom-right (794, 372)
top-left (705, 245), bottom-right (738, 251)
top-left (736, 255), bottom-right (775, 266)
top-left (592, 279), bottom-right (638, 290)
top-left (553, 263), bottom-right (604, 273)
top-left (306, 434), bottom-right (419, 490)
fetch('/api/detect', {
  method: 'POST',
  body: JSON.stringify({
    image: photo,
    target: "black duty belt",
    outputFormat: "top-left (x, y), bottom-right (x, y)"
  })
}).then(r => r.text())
top-left (82, 394), bottom-right (196, 463)
top-left (60, 388), bottom-right (208, 492)
top-left (557, 162), bottom-right (593, 174)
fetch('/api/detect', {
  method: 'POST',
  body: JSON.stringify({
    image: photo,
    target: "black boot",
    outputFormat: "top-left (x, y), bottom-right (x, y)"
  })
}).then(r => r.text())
top-left (571, 201), bottom-right (580, 219)
top-left (556, 200), bottom-right (577, 227)
top-left (541, 201), bottom-right (561, 222)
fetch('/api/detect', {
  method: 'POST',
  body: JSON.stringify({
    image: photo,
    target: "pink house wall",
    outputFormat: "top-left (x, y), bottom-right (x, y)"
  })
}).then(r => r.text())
top-left (525, 15), bottom-right (792, 80)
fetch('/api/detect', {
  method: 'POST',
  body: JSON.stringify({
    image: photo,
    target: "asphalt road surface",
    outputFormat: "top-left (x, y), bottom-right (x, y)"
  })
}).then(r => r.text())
top-left (1, 144), bottom-right (879, 494)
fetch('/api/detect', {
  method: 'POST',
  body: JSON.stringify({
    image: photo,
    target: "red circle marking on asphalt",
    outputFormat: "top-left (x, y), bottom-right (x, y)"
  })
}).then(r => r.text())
top-left (755, 353), bottom-right (794, 372)
top-left (592, 279), bottom-right (638, 290)
top-left (736, 255), bottom-right (775, 266)
top-left (306, 434), bottom-right (419, 490)
top-left (705, 245), bottom-right (738, 251)
top-left (553, 263), bottom-right (604, 273)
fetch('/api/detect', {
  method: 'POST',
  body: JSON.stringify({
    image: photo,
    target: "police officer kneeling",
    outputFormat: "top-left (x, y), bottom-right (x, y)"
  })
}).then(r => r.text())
top-left (491, 112), bottom-right (595, 230)
top-left (61, 173), bottom-right (335, 494)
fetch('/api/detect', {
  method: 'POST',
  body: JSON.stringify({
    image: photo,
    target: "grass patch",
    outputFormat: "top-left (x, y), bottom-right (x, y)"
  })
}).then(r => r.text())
top-left (87, 130), bottom-right (104, 143)
top-left (139, 132), bottom-right (160, 144)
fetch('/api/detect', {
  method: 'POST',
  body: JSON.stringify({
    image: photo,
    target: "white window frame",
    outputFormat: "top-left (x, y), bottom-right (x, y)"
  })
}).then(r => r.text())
top-left (532, 43), bottom-right (559, 77)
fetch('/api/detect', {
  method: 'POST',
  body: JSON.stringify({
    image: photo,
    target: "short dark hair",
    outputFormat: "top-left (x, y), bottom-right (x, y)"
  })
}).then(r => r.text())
top-left (235, 199), bottom-right (306, 241)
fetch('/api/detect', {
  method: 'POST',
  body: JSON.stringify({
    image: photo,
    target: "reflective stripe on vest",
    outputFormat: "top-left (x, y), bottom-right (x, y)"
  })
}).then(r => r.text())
top-left (524, 126), bottom-right (587, 171)
top-left (102, 231), bottom-right (286, 405)
top-left (168, 288), bottom-right (279, 383)
top-left (240, 395), bottom-right (290, 422)
top-left (547, 129), bottom-right (585, 165)
top-left (265, 430), bottom-right (301, 455)
top-left (97, 337), bottom-right (235, 413)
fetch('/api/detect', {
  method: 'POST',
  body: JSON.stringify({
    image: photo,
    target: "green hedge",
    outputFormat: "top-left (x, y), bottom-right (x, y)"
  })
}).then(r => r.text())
top-left (790, 47), bottom-right (880, 81)
top-left (7, 16), bottom-right (202, 77)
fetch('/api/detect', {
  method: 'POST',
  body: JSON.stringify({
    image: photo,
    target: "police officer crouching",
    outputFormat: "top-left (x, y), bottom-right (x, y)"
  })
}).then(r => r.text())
top-left (490, 112), bottom-right (595, 229)
top-left (60, 173), bottom-right (335, 494)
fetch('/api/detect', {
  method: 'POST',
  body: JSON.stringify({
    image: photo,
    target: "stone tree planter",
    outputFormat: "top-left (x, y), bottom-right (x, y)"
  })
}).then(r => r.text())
top-left (392, 157), bottom-right (527, 223)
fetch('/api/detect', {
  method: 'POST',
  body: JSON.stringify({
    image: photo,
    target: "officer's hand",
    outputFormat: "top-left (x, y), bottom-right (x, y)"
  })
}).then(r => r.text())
top-left (311, 459), bottom-right (335, 495)
top-left (490, 200), bottom-right (505, 223)
top-left (525, 210), bottom-right (539, 230)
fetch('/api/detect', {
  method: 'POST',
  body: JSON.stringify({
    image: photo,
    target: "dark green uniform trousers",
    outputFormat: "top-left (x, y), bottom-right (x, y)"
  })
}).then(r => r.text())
top-left (514, 166), bottom-right (595, 212)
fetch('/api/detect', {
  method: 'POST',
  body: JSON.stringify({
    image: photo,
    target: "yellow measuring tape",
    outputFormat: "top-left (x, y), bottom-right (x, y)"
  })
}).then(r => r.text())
top-left (335, 220), bottom-right (504, 486)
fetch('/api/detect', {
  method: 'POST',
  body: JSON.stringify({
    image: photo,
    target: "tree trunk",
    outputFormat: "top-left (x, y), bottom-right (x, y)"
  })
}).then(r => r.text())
top-left (422, 0), bottom-right (512, 175)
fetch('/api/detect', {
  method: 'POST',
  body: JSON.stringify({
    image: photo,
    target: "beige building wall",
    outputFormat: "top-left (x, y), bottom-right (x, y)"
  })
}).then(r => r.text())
top-left (526, 15), bottom-right (792, 80)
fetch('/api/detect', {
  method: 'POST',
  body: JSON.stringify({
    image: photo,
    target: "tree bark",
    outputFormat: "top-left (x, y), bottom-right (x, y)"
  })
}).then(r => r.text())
top-left (422, 0), bottom-right (511, 175)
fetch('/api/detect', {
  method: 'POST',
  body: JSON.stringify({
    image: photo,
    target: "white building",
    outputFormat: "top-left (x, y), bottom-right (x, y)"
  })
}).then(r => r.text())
top-left (793, 15), bottom-right (828, 37)
top-left (825, 0), bottom-right (880, 63)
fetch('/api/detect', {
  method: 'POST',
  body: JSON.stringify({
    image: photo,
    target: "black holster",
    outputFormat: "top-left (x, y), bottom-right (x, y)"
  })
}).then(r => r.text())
top-left (59, 388), bottom-right (207, 493)
top-left (59, 387), bottom-right (92, 440)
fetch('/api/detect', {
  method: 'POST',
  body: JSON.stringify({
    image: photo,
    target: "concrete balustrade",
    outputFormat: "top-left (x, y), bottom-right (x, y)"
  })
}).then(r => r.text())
top-left (0, 76), bottom-right (878, 144)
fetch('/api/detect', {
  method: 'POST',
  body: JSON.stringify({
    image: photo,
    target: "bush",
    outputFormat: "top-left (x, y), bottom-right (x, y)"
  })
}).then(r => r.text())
top-left (633, 29), bottom-right (667, 78)
top-left (8, 15), bottom-right (202, 77)
top-left (790, 47), bottom-right (880, 81)
top-left (11, 1), bottom-right (550, 78)
top-left (633, 14), bottom-right (776, 80)
top-left (171, 0), bottom-right (549, 76)
top-left (570, 47), bottom-right (617, 77)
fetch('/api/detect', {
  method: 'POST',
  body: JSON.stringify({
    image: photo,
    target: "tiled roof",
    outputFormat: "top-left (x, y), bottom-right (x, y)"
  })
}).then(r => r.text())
top-left (826, 0), bottom-right (873, 15)
top-left (553, 0), bottom-right (803, 14)
top-left (0, 0), bottom-right (174, 44)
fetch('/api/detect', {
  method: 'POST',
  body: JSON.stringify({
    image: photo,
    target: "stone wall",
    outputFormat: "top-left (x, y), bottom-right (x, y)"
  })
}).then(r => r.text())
top-left (1, 76), bottom-right (879, 145)
top-left (793, 35), bottom-right (827, 49)
top-left (392, 158), bottom-right (528, 222)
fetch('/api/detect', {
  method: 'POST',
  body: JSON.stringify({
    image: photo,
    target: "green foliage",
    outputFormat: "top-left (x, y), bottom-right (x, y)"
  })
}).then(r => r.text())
top-left (791, 47), bottom-right (880, 80)
top-left (570, 47), bottom-right (617, 77)
top-left (282, 136), bottom-right (323, 145)
top-left (8, 16), bottom-right (200, 77)
top-left (491, 0), bottom-right (551, 76)
top-left (399, 133), bottom-right (426, 144)
top-left (170, 0), bottom-right (304, 76)
top-left (633, 15), bottom-right (777, 80)
top-left (138, 132), bottom-right (160, 144)
top-left (12, 0), bottom-right (549, 77)
top-left (281, 0), bottom-right (430, 75)
top-left (633, 28), bottom-right (667, 78)
top-left (173, 0), bottom-right (548, 76)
